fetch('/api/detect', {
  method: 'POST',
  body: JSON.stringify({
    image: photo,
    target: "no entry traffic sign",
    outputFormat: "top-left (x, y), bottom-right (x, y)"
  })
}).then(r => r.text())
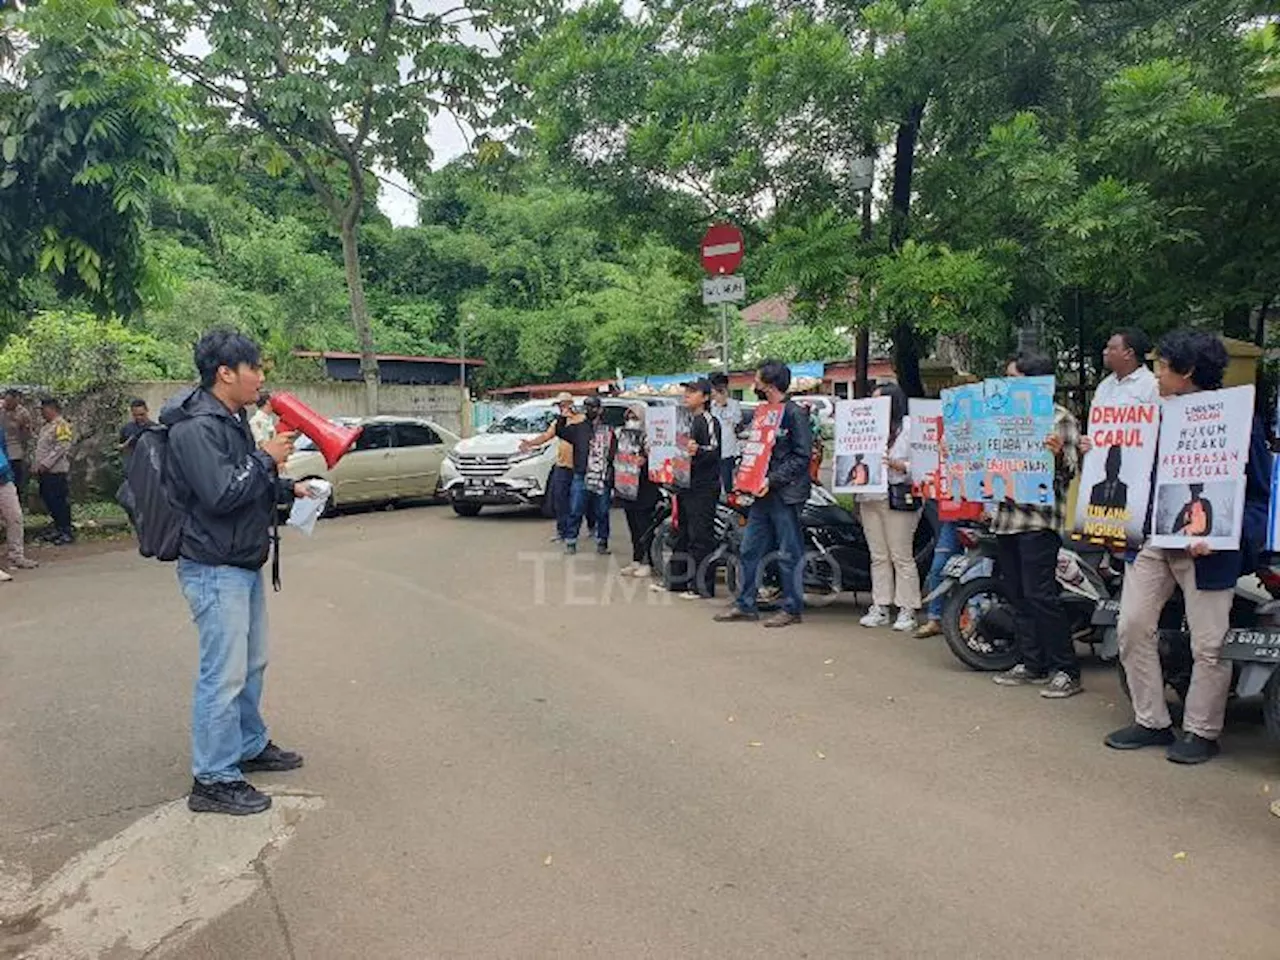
top-left (700, 223), bottom-right (744, 275)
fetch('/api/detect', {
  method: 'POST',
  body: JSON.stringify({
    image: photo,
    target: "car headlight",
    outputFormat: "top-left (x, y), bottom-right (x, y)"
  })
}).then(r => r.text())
top-left (509, 445), bottom-right (549, 463)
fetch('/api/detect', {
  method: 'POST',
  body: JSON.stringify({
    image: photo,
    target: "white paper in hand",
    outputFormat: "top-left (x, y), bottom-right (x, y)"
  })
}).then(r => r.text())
top-left (287, 480), bottom-right (331, 536)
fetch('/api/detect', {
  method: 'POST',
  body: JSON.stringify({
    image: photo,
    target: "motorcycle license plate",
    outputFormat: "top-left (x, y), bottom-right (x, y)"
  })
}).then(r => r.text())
top-left (1221, 628), bottom-right (1280, 663)
top-left (1091, 598), bottom-right (1120, 626)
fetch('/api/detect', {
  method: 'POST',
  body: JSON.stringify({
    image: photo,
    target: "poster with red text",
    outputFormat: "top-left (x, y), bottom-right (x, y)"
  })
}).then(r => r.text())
top-left (908, 399), bottom-right (942, 499)
top-left (734, 403), bottom-right (783, 494)
top-left (833, 397), bottom-right (891, 494)
top-left (1072, 401), bottom-right (1159, 547)
top-left (646, 405), bottom-right (688, 487)
top-left (613, 427), bottom-right (644, 500)
top-left (1150, 385), bottom-right (1254, 550)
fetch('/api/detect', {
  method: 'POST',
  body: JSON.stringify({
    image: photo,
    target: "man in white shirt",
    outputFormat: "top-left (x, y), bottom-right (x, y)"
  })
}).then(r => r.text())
top-left (709, 372), bottom-right (742, 494)
top-left (1082, 328), bottom-right (1159, 453)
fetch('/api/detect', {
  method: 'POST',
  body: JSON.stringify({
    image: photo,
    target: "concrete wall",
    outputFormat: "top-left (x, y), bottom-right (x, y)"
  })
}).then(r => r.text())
top-left (129, 381), bottom-right (468, 437)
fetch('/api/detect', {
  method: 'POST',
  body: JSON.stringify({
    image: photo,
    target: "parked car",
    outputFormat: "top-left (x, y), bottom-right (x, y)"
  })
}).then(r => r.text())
top-left (282, 416), bottom-right (459, 513)
top-left (440, 396), bottom-right (673, 517)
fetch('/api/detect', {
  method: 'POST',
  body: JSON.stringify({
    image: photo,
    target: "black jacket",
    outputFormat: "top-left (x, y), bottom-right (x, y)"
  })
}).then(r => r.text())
top-left (766, 400), bottom-right (813, 505)
top-left (689, 410), bottom-right (721, 490)
top-left (161, 387), bottom-right (294, 570)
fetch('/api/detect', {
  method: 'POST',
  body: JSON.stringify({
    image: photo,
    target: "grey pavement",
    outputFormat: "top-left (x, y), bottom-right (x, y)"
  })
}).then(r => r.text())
top-left (3, 503), bottom-right (1280, 958)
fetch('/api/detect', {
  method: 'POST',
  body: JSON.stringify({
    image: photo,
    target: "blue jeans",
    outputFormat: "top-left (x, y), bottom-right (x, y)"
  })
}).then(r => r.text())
top-left (719, 458), bottom-right (737, 495)
top-left (177, 559), bottom-right (270, 784)
top-left (925, 521), bottom-right (960, 621)
top-left (736, 495), bottom-right (805, 615)
top-left (568, 473), bottom-right (611, 545)
top-left (550, 466), bottom-right (574, 540)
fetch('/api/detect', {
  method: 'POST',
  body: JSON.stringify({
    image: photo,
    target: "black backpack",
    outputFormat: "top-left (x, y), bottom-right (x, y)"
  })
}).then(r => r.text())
top-left (116, 426), bottom-right (184, 561)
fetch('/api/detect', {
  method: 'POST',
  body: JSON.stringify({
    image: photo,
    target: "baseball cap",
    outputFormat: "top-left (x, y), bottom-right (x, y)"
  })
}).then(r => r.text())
top-left (553, 391), bottom-right (573, 404)
top-left (683, 378), bottom-right (711, 395)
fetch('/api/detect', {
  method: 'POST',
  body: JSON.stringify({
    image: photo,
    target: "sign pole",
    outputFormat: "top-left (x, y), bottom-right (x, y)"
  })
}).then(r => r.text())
top-left (720, 300), bottom-right (729, 373)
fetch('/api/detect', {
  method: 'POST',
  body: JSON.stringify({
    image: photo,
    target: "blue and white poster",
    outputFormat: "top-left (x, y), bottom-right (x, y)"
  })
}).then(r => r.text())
top-left (940, 383), bottom-right (987, 503)
top-left (982, 375), bottom-right (1057, 506)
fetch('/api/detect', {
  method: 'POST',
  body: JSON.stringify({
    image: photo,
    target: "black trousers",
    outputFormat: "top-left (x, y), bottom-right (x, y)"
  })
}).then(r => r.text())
top-left (38, 472), bottom-right (72, 537)
top-left (995, 530), bottom-right (1076, 678)
top-left (669, 484), bottom-right (718, 596)
top-left (10, 459), bottom-right (26, 501)
top-left (624, 502), bottom-right (656, 564)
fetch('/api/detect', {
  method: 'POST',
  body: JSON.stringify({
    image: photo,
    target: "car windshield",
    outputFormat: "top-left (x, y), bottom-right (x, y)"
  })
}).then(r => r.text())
top-left (487, 405), bottom-right (558, 434)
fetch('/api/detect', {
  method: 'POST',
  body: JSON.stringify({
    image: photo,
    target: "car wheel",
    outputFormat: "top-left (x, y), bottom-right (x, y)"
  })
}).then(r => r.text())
top-left (452, 500), bottom-right (483, 517)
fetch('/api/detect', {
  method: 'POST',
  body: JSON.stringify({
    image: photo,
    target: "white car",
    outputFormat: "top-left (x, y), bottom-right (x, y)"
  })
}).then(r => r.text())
top-left (441, 397), bottom-right (671, 516)
top-left (283, 416), bottom-right (459, 513)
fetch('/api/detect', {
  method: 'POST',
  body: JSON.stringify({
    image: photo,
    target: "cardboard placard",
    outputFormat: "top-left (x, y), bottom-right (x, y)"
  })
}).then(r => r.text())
top-left (1072, 402), bottom-right (1160, 547)
top-left (833, 397), bottom-right (891, 494)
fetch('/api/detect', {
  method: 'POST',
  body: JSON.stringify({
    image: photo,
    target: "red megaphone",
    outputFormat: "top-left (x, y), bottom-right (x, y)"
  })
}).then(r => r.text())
top-left (269, 392), bottom-right (362, 469)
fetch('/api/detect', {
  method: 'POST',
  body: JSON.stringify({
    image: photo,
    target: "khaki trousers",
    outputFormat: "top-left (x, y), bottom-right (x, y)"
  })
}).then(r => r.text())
top-left (860, 498), bottom-right (921, 610)
top-left (0, 481), bottom-right (26, 564)
top-left (1117, 545), bottom-right (1234, 739)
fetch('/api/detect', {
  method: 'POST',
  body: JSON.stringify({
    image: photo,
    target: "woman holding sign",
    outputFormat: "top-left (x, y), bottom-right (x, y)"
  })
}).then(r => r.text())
top-left (1106, 330), bottom-right (1272, 764)
top-left (857, 384), bottom-right (922, 633)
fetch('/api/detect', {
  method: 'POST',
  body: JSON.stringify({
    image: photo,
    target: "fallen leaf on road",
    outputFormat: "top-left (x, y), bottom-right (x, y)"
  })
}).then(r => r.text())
top-left (823, 673), bottom-right (835, 679)
top-left (1173, 851), bottom-right (1187, 861)
top-left (1264, 783), bottom-right (1271, 795)
top-left (747, 741), bottom-right (763, 748)
top-left (815, 751), bottom-right (826, 760)
top-left (972, 725), bottom-right (981, 732)
top-left (1271, 800), bottom-right (1280, 818)
top-left (727, 715), bottom-right (735, 723)
top-left (823, 659), bottom-right (834, 665)
top-left (543, 855), bottom-right (553, 866)
top-left (886, 696), bottom-right (895, 703)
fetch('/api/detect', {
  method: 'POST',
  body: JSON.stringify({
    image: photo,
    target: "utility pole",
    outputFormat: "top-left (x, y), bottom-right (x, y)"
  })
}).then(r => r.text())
top-left (721, 301), bottom-right (730, 373)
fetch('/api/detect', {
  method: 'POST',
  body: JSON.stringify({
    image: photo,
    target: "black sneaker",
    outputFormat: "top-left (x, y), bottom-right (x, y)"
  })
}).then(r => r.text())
top-left (1167, 732), bottom-right (1220, 765)
top-left (241, 741), bottom-right (304, 773)
top-left (1104, 723), bottom-right (1175, 750)
top-left (596, 541), bottom-right (610, 555)
top-left (188, 779), bottom-right (272, 816)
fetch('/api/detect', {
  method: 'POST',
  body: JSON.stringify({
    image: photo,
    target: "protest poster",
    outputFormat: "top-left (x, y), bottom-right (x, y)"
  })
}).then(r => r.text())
top-left (980, 375), bottom-right (1057, 506)
top-left (645, 404), bottom-right (688, 487)
top-left (1072, 402), bottom-right (1160, 547)
top-left (733, 403), bottom-right (784, 494)
top-left (940, 383), bottom-right (987, 502)
top-left (1151, 385), bottom-right (1254, 550)
top-left (1271, 396), bottom-right (1280, 552)
top-left (613, 427), bottom-right (644, 501)
top-left (833, 397), bottom-right (891, 494)
top-left (908, 399), bottom-right (942, 499)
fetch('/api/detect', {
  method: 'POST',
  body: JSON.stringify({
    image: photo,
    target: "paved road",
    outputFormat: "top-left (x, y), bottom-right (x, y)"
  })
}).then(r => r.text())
top-left (3, 503), bottom-right (1280, 959)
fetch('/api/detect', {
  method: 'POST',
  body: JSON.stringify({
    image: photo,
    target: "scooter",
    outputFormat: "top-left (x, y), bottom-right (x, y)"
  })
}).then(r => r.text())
top-left (925, 525), bottom-right (1123, 672)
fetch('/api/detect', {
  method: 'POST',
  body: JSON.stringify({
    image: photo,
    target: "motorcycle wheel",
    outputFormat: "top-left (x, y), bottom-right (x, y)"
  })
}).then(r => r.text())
top-left (941, 576), bottom-right (1020, 672)
top-left (649, 517), bottom-right (676, 583)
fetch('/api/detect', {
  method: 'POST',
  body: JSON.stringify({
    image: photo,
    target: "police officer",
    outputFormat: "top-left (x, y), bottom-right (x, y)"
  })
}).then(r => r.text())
top-left (34, 397), bottom-right (74, 545)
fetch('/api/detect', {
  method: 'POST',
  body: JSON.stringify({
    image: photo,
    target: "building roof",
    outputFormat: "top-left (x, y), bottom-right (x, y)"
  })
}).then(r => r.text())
top-left (739, 294), bottom-right (792, 327)
top-left (488, 378), bottom-right (615, 397)
top-left (294, 350), bottom-right (486, 367)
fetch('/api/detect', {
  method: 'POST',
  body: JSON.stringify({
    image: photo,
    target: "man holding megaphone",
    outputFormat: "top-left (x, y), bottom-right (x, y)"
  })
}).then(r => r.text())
top-left (161, 330), bottom-right (328, 817)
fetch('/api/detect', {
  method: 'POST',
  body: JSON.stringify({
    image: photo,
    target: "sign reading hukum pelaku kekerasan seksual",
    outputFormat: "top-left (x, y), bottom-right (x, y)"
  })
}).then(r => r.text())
top-left (1072, 401), bottom-right (1159, 548)
top-left (1150, 384), bottom-right (1254, 551)
top-left (833, 397), bottom-right (891, 495)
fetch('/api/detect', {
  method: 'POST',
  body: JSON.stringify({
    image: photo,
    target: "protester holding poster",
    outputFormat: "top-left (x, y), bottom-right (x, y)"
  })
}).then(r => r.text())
top-left (908, 399), bottom-right (942, 499)
top-left (665, 380), bottom-right (722, 599)
top-left (833, 396), bottom-right (891, 494)
top-left (714, 360), bottom-right (812, 628)
top-left (989, 351), bottom-right (1084, 699)
top-left (1107, 330), bottom-right (1271, 764)
top-left (614, 404), bottom-right (660, 579)
top-left (1072, 402), bottom-right (1159, 547)
top-left (940, 382), bottom-right (986, 502)
top-left (854, 385), bottom-right (923, 633)
top-left (644, 404), bottom-right (685, 486)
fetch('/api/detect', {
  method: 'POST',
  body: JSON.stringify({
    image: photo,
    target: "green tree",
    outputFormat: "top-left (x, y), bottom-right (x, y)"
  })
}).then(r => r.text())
top-left (0, 0), bottom-right (181, 317)
top-left (138, 0), bottom-right (524, 411)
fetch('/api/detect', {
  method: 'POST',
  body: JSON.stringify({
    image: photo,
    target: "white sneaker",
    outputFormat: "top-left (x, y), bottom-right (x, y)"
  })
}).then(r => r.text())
top-left (619, 563), bottom-right (637, 577)
top-left (892, 610), bottom-right (918, 632)
top-left (631, 564), bottom-right (652, 578)
top-left (859, 605), bottom-right (890, 628)
top-left (0, 568), bottom-right (11, 582)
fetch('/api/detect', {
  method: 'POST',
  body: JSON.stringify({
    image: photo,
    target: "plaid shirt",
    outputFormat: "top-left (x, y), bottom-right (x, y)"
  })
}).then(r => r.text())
top-left (991, 404), bottom-right (1080, 536)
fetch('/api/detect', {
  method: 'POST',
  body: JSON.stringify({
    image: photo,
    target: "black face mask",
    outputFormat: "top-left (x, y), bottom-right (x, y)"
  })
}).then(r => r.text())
top-left (754, 388), bottom-right (769, 401)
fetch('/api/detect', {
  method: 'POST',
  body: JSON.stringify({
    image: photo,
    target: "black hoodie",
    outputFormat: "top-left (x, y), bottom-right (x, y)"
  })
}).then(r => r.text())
top-left (160, 386), bottom-right (294, 570)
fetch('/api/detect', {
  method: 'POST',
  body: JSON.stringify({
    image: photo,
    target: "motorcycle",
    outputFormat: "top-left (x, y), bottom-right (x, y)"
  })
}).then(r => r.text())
top-left (653, 486), bottom-right (938, 601)
top-left (925, 525), bottom-right (1123, 672)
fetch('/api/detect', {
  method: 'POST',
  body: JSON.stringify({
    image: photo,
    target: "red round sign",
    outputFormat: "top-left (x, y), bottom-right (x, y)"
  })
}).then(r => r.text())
top-left (700, 222), bottom-right (744, 275)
